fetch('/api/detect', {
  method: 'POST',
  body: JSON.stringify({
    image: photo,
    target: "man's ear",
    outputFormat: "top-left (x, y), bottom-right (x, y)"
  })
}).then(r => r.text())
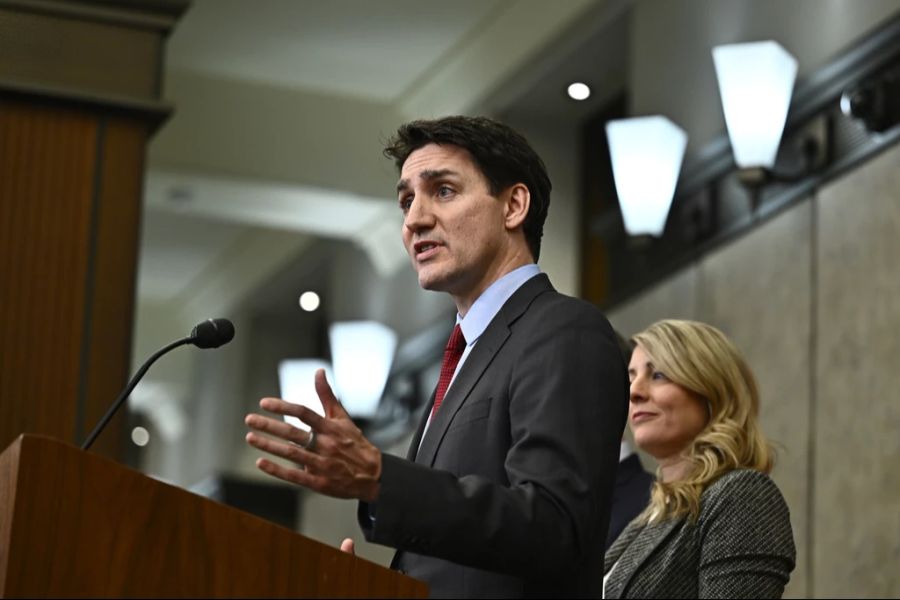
top-left (504, 183), bottom-right (530, 231)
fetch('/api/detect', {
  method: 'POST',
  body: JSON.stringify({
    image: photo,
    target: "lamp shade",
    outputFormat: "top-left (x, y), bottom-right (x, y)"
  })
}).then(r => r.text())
top-left (328, 320), bottom-right (397, 418)
top-left (277, 359), bottom-right (333, 431)
top-left (606, 116), bottom-right (688, 237)
top-left (712, 40), bottom-right (798, 169)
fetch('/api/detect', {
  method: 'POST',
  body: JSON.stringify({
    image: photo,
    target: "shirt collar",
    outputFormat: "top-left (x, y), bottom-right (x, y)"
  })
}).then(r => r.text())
top-left (457, 264), bottom-right (541, 345)
top-left (620, 440), bottom-right (634, 462)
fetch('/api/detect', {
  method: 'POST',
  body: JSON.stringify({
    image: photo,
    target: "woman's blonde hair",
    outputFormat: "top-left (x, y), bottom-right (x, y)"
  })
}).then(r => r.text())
top-left (632, 319), bottom-right (773, 523)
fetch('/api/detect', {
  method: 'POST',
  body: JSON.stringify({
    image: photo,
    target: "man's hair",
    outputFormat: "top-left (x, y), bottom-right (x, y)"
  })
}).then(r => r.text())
top-left (383, 115), bottom-right (552, 261)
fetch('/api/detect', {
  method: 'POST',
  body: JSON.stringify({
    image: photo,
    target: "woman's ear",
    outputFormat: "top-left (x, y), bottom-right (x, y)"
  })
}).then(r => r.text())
top-left (504, 183), bottom-right (530, 230)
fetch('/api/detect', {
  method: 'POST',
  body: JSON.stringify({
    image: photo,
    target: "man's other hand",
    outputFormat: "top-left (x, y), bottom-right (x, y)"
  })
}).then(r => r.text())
top-left (244, 369), bottom-right (382, 502)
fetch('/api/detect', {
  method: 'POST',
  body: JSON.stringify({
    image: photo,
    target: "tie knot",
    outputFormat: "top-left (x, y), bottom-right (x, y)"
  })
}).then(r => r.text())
top-left (446, 324), bottom-right (466, 354)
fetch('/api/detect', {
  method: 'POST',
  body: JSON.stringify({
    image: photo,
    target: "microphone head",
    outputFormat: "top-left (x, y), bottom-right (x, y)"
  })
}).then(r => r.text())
top-left (190, 318), bottom-right (235, 349)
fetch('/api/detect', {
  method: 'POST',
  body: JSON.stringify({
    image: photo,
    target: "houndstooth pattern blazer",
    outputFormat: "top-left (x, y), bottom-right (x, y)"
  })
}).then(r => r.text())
top-left (603, 469), bottom-right (795, 599)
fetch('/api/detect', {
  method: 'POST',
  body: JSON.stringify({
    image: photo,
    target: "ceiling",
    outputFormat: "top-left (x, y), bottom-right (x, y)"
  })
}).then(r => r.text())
top-left (139, 0), bottom-right (630, 323)
top-left (164, 0), bottom-right (507, 102)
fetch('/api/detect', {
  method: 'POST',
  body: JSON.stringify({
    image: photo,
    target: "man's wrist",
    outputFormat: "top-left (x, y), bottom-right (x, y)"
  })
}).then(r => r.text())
top-left (360, 450), bottom-right (382, 503)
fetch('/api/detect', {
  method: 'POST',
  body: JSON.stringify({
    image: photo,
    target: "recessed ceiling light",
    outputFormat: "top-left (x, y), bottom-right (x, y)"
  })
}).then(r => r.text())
top-left (567, 82), bottom-right (591, 101)
top-left (131, 426), bottom-right (150, 447)
top-left (299, 291), bottom-right (320, 312)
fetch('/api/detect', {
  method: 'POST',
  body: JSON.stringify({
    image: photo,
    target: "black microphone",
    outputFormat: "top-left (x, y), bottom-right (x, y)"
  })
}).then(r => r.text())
top-left (81, 318), bottom-right (236, 450)
top-left (191, 318), bottom-right (235, 348)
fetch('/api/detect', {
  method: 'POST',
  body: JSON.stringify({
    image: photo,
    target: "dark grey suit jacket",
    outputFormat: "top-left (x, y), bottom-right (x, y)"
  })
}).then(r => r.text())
top-left (358, 274), bottom-right (628, 598)
top-left (606, 454), bottom-right (654, 551)
top-left (604, 469), bottom-right (796, 599)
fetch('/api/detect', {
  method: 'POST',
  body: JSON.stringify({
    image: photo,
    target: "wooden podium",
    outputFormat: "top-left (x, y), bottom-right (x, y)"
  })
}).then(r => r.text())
top-left (0, 435), bottom-right (427, 598)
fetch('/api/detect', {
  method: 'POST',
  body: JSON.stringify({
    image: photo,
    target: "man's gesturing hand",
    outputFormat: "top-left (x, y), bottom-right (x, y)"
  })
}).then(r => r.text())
top-left (244, 369), bottom-right (382, 502)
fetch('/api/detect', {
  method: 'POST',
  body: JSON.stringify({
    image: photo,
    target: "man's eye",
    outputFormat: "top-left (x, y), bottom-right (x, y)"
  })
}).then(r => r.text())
top-left (399, 196), bottom-right (413, 211)
top-left (437, 185), bottom-right (454, 197)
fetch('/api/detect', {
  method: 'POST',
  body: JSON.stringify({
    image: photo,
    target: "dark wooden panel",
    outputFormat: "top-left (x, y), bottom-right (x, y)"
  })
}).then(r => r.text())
top-left (0, 0), bottom-right (184, 460)
top-left (0, 6), bottom-right (162, 99)
top-left (0, 435), bottom-right (20, 593)
top-left (79, 116), bottom-right (147, 458)
top-left (0, 99), bottom-right (98, 450)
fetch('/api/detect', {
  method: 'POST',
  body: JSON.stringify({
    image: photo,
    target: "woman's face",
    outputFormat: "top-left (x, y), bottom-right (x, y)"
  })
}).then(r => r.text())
top-left (628, 344), bottom-right (709, 462)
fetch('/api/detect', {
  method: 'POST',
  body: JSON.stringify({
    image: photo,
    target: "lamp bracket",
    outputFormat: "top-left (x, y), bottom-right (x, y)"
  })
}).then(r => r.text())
top-left (841, 65), bottom-right (900, 133)
top-left (737, 114), bottom-right (831, 196)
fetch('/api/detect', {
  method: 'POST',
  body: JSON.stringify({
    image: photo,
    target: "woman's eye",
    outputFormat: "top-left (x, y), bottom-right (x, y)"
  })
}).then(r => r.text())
top-left (651, 371), bottom-right (669, 381)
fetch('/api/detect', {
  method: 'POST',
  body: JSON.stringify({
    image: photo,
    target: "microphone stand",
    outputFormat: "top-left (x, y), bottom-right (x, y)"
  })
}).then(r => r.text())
top-left (81, 336), bottom-right (192, 451)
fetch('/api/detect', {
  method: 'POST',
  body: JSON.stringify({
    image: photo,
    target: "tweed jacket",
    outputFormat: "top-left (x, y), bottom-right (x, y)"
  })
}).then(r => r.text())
top-left (604, 469), bottom-right (795, 599)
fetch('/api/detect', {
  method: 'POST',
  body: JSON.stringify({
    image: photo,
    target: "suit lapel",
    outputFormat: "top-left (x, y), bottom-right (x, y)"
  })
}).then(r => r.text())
top-left (406, 388), bottom-right (436, 461)
top-left (605, 521), bottom-right (641, 571)
top-left (413, 274), bottom-right (551, 467)
top-left (414, 319), bottom-right (510, 466)
top-left (607, 517), bottom-right (681, 597)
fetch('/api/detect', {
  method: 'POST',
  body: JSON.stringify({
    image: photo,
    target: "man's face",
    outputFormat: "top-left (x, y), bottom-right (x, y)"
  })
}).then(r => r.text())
top-left (397, 143), bottom-right (509, 304)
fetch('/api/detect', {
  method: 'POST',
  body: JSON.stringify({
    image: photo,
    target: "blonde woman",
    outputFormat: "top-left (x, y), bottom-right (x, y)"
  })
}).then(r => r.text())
top-left (603, 320), bottom-right (795, 599)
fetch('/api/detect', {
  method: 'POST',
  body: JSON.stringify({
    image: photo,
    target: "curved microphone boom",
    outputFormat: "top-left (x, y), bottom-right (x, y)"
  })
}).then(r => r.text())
top-left (81, 318), bottom-right (235, 450)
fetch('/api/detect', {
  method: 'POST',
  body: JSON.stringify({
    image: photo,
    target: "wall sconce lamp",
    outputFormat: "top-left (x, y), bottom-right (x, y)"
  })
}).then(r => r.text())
top-left (712, 40), bottom-right (823, 191)
top-left (712, 41), bottom-right (797, 171)
top-left (328, 320), bottom-right (397, 419)
top-left (606, 116), bottom-right (688, 237)
top-left (278, 320), bottom-right (397, 424)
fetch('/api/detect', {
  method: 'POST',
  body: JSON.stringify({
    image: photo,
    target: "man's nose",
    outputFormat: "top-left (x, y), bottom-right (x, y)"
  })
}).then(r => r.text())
top-left (404, 197), bottom-right (434, 232)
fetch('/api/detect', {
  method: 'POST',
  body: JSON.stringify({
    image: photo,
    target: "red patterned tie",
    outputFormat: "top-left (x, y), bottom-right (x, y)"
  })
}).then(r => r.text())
top-left (432, 324), bottom-right (466, 417)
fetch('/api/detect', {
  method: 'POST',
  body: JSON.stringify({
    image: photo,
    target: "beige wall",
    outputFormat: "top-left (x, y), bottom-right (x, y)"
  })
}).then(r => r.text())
top-left (607, 141), bottom-right (900, 598)
top-left (814, 141), bottom-right (900, 598)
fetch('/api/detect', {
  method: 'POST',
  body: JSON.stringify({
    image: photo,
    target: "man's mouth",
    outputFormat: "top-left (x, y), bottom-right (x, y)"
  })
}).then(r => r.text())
top-left (414, 241), bottom-right (441, 256)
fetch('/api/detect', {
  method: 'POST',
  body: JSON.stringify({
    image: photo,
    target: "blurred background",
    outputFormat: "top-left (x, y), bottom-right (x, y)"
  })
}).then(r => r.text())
top-left (2, 1), bottom-right (900, 597)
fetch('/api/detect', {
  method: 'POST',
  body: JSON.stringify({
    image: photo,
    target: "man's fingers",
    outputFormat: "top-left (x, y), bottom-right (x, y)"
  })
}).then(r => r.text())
top-left (315, 369), bottom-right (349, 419)
top-left (244, 412), bottom-right (312, 446)
top-left (255, 457), bottom-right (330, 491)
top-left (245, 431), bottom-right (330, 470)
top-left (340, 538), bottom-right (356, 555)
top-left (257, 397), bottom-right (328, 431)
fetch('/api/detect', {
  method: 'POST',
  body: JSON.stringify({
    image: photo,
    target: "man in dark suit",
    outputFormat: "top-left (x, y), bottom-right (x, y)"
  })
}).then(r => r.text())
top-left (606, 332), bottom-right (654, 550)
top-left (607, 441), bottom-right (654, 550)
top-left (245, 116), bottom-right (628, 598)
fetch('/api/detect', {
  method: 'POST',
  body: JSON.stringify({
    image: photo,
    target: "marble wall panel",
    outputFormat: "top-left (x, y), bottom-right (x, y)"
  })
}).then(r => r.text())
top-left (698, 200), bottom-right (813, 599)
top-left (606, 266), bottom-right (700, 338)
top-left (815, 142), bottom-right (900, 598)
